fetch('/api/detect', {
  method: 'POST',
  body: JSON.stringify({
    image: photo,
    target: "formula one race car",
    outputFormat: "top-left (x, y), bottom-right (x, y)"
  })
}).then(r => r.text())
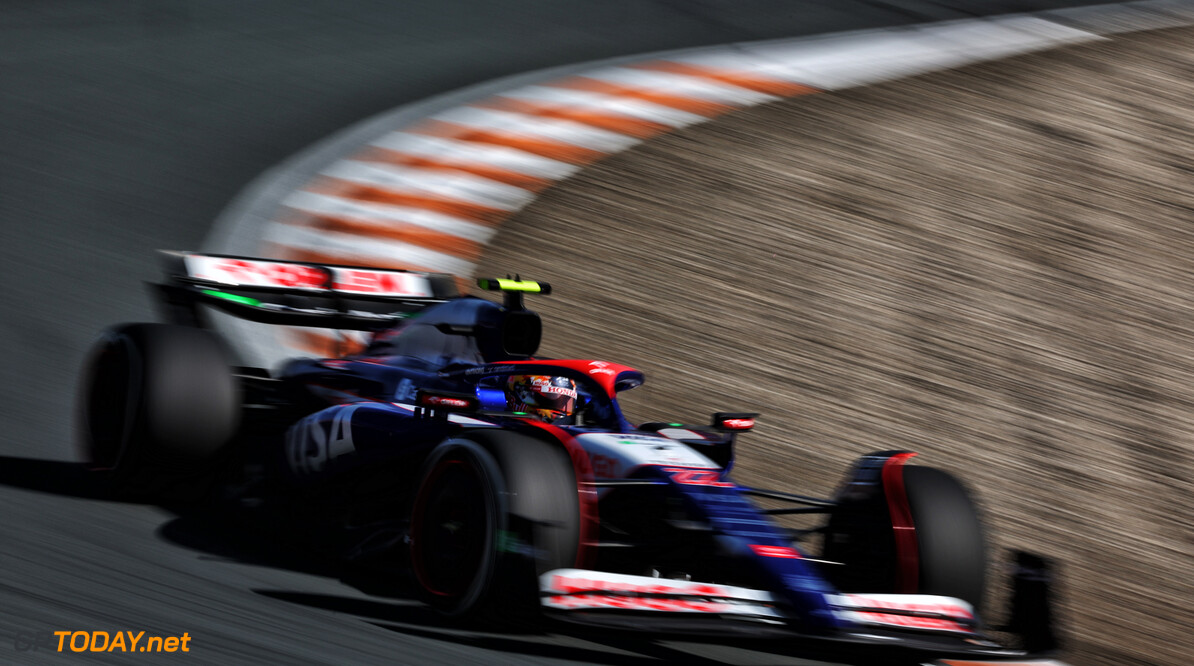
top-left (79, 252), bottom-right (1061, 664)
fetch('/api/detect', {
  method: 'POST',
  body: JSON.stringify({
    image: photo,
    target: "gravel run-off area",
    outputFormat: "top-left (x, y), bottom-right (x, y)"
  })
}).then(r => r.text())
top-left (477, 26), bottom-right (1194, 666)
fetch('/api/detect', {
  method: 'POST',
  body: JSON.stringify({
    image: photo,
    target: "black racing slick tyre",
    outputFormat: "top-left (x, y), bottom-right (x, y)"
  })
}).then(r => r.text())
top-left (903, 465), bottom-right (987, 612)
top-left (79, 323), bottom-right (240, 497)
top-left (822, 464), bottom-right (987, 613)
top-left (409, 430), bottom-right (581, 625)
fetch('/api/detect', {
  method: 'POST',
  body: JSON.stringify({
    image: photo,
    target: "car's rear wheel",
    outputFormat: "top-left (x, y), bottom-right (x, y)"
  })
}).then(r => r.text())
top-left (79, 323), bottom-right (240, 497)
top-left (409, 430), bottom-right (581, 624)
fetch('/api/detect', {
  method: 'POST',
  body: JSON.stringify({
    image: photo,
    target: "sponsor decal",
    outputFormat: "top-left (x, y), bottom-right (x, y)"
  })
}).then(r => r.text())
top-left (415, 389), bottom-right (480, 411)
top-left (286, 405), bottom-right (359, 475)
top-left (829, 593), bottom-right (976, 634)
top-left (188, 256), bottom-right (328, 290)
top-left (520, 376), bottom-right (578, 400)
top-left (587, 361), bottom-right (616, 376)
top-left (331, 267), bottom-right (430, 296)
top-left (419, 395), bottom-right (471, 409)
top-left (591, 454), bottom-right (618, 478)
top-left (664, 468), bottom-right (733, 487)
top-left (540, 385), bottom-right (576, 398)
top-left (749, 544), bottom-right (802, 559)
top-left (846, 610), bottom-right (969, 633)
top-left (183, 255), bottom-right (432, 297)
top-left (548, 591), bottom-right (731, 613)
top-left (718, 418), bottom-right (754, 430)
top-left (541, 570), bottom-right (780, 616)
top-left (460, 364), bottom-right (506, 376)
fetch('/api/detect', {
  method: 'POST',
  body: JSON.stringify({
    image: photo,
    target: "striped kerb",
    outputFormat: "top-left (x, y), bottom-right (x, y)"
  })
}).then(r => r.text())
top-left (268, 60), bottom-right (820, 354)
top-left (248, 12), bottom-right (1130, 356)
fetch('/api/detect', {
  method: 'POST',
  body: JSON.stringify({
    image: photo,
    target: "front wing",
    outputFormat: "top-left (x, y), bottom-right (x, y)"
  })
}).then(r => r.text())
top-left (538, 568), bottom-right (1062, 664)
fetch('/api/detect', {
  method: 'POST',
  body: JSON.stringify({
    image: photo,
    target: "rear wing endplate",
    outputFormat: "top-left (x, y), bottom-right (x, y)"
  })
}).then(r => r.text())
top-left (154, 251), bottom-right (459, 330)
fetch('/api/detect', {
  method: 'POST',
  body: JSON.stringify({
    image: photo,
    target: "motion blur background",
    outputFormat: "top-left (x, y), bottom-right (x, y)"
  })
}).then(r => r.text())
top-left (2, 2), bottom-right (1190, 665)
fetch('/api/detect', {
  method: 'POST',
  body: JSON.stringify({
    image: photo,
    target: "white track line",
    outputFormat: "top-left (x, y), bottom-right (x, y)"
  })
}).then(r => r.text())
top-left (732, 17), bottom-right (1099, 90)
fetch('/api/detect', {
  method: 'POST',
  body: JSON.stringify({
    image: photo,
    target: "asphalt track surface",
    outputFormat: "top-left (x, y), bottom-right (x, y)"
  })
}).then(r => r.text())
top-left (0, 1), bottom-right (1124, 663)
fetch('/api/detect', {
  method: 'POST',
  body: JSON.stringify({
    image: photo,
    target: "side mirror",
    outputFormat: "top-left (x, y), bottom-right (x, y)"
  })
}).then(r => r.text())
top-left (712, 412), bottom-right (758, 432)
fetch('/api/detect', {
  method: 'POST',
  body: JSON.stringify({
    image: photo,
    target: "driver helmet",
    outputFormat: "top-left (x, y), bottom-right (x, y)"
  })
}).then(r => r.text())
top-left (506, 375), bottom-right (577, 422)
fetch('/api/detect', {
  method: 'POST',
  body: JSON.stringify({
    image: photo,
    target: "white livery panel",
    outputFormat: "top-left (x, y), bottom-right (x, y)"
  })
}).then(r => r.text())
top-left (574, 433), bottom-right (719, 480)
top-left (540, 568), bottom-right (782, 618)
top-left (182, 253), bottom-right (435, 297)
top-left (826, 593), bottom-right (977, 635)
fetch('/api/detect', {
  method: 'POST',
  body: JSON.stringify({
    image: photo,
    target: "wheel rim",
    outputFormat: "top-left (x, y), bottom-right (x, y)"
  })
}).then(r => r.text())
top-left (412, 456), bottom-right (495, 601)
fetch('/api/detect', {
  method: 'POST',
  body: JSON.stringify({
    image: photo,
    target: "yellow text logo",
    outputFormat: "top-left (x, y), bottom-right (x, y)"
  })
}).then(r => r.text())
top-left (53, 631), bottom-right (191, 653)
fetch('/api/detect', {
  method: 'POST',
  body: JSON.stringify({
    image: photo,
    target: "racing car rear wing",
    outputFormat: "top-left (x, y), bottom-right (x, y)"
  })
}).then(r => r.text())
top-left (154, 251), bottom-right (460, 330)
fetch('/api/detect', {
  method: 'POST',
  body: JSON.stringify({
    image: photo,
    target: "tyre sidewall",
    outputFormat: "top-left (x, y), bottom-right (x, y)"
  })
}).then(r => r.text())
top-left (409, 430), bottom-right (581, 625)
top-left (78, 323), bottom-right (239, 496)
top-left (903, 465), bottom-right (987, 612)
top-left (409, 439), bottom-right (507, 617)
top-left (79, 327), bottom-right (142, 470)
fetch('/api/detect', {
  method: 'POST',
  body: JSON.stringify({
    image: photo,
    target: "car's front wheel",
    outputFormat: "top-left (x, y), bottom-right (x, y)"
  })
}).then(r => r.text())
top-left (409, 430), bottom-right (581, 624)
top-left (822, 462), bottom-right (987, 612)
